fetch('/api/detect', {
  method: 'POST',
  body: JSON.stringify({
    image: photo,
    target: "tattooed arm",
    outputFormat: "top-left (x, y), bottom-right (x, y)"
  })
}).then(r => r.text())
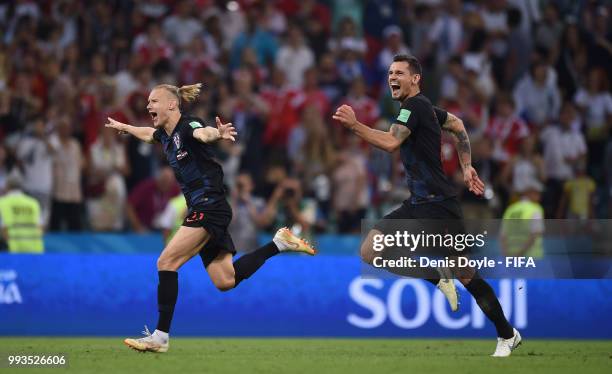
top-left (333, 104), bottom-right (410, 152)
top-left (441, 112), bottom-right (485, 196)
top-left (442, 112), bottom-right (472, 171)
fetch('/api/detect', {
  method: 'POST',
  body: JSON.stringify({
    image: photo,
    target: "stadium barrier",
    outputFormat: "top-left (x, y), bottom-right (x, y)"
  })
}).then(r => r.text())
top-left (1, 252), bottom-right (611, 338)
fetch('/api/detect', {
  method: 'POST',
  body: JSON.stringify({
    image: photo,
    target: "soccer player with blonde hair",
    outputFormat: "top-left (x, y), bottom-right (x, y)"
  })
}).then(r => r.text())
top-left (106, 83), bottom-right (316, 353)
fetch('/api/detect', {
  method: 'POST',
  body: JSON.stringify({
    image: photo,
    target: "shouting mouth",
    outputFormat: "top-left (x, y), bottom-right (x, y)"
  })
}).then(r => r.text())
top-left (390, 83), bottom-right (401, 95)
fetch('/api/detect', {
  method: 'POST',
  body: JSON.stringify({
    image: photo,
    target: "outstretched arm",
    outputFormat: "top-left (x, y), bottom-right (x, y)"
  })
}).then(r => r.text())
top-left (333, 104), bottom-right (410, 153)
top-left (105, 117), bottom-right (156, 143)
top-left (192, 116), bottom-right (237, 144)
top-left (441, 112), bottom-right (485, 196)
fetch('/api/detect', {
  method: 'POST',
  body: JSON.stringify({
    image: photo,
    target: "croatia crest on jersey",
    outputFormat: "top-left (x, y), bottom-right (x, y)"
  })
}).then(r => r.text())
top-left (173, 133), bottom-right (181, 148)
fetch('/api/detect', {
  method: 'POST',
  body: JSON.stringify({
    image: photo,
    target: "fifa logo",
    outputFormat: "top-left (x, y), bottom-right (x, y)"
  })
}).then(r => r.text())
top-left (0, 270), bottom-right (22, 304)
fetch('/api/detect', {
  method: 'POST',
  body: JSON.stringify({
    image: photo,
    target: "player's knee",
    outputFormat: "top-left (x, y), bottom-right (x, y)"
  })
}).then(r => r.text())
top-left (157, 255), bottom-right (179, 271)
top-left (360, 242), bottom-right (376, 264)
top-left (213, 277), bottom-right (235, 292)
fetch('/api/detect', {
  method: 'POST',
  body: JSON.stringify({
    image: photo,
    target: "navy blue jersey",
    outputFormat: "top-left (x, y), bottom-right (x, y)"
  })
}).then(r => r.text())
top-left (153, 115), bottom-right (225, 208)
top-left (394, 93), bottom-right (456, 204)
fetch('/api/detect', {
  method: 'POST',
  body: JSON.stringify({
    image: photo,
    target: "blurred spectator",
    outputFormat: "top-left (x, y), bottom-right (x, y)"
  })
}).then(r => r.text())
top-left (328, 17), bottom-right (367, 59)
top-left (261, 1), bottom-right (288, 36)
top-left (337, 77), bottom-right (379, 145)
top-left (500, 179), bottom-right (544, 258)
top-left (424, 0), bottom-right (463, 67)
top-left (49, 118), bottom-right (84, 232)
top-left (156, 194), bottom-right (187, 244)
top-left (501, 135), bottom-right (546, 199)
top-left (0, 89), bottom-right (22, 140)
top-left (289, 105), bottom-right (335, 223)
top-left (505, 6), bottom-right (532, 88)
top-left (86, 127), bottom-right (129, 231)
top-left (540, 102), bottom-right (587, 218)
top-left (317, 52), bottom-right (342, 104)
top-left (162, 1), bottom-right (203, 49)
top-left (126, 166), bottom-right (179, 233)
top-left (513, 60), bottom-right (561, 128)
top-left (230, 6), bottom-right (278, 70)
top-left (15, 117), bottom-right (54, 228)
top-left (133, 22), bottom-right (174, 67)
top-left (573, 66), bottom-right (612, 179)
top-left (0, 145), bottom-right (7, 194)
top-left (259, 165), bottom-right (313, 236)
top-left (439, 56), bottom-right (464, 101)
top-left (363, 0), bottom-right (398, 40)
top-left (229, 172), bottom-right (281, 252)
top-left (556, 22), bottom-right (588, 98)
top-left (296, 68), bottom-right (331, 118)
top-left (296, 0), bottom-right (331, 59)
top-left (178, 37), bottom-right (222, 85)
top-left (275, 25), bottom-right (315, 88)
top-left (332, 141), bottom-right (367, 233)
top-left (463, 29), bottom-right (497, 101)
top-left (219, 70), bottom-right (269, 183)
top-left (442, 80), bottom-right (488, 136)
top-left (376, 25), bottom-right (410, 84)
top-left (260, 68), bottom-right (301, 154)
top-left (535, 4), bottom-right (563, 60)
top-left (486, 93), bottom-right (530, 163)
top-left (114, 55), bottom-right (144, 105)
top-left (558, 161), bottom-right (596, 219)
top-left (0, 171), bottom-right (44, 253)
top-left (330, 1), bottom-right (363, 34)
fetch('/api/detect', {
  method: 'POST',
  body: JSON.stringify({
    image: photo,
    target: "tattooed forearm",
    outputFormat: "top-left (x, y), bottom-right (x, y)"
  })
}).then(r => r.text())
top-left (390, 124), bottom-right (411, 142)
top-left (455, 129), bottom-right (472, 170)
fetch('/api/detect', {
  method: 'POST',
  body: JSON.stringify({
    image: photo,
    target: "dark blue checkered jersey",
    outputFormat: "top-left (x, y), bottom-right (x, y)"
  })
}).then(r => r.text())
top-left (394, 93), bottom-right (456, 204)
top-left (153, 115), bottom-right (225, 208)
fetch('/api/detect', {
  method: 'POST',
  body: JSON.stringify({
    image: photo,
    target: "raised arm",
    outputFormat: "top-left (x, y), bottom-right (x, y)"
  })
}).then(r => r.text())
top-left (441, 111), bottom-right (485, 196)
top-left (106, 117), bottom-right (156, 143)
top-left (192, 116), bottom-right (237, 144)
top-left (333, 104), bottom-right (410, 153)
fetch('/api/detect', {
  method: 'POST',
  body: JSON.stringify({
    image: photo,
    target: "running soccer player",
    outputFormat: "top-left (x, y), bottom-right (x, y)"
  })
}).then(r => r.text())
top-left (333, 55), bottom-right (521, 357)
top-left (106, 83), bottom-right (316, 353)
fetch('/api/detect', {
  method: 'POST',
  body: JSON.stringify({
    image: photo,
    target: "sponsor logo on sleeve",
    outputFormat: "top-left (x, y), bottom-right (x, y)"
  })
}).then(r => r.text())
top-left (397, 109), bottom-right (411, 123)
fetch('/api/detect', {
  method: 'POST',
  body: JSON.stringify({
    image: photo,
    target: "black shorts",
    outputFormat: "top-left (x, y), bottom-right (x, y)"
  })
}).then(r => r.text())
top-left (373, 197), bottom-right (467, 257)
top-left (183, 199), bottom-right (236, 267)
top-left (377, 197), bottom-right (463, 221)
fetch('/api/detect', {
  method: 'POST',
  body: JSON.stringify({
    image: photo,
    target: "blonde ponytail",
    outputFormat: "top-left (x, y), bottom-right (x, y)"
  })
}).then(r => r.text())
top-left (177, 83), bottom-right (202, 103)
top-left (154, 83), bottom-right (202, 107)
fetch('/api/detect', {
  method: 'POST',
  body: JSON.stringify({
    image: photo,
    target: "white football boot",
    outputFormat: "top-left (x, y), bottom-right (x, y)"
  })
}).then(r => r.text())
top-left (491, 328), bottom-right (522, 357)
top-left (273, 227), bottom-right (317, 255)
top-left (436, 267), bottom-right (459, 312)
top-left (124, 326), bottom-right (169, 353)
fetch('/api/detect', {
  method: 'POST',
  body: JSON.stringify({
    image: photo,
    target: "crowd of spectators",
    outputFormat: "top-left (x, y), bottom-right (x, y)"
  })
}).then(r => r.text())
top-left (0, 0), bottom-right (610, 238)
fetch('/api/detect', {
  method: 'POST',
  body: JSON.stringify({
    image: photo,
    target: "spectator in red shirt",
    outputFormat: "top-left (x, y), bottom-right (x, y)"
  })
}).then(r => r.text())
top-left (133, 22), bottom-right (174, 66)
top-left (126, 166), bottom-right (180, 233)
top-left (337, 77), bottom-right (380, 146)
top-left (486, 93), bottom-right (530, 164)
top-left (295, 67), bottom-right (331, 118)
top-left (260, 68), bottom-right (302, 150)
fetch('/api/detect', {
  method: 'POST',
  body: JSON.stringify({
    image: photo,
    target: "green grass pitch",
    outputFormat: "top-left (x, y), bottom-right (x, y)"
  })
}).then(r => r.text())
top-left (0, 338), bottom-right (610, 374)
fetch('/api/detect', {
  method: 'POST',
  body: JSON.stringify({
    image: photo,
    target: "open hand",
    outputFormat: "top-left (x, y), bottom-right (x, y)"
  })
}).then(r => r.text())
top-left (463, 166), bottom-right (485, 196)
top-left (215, 116), bottom-right (237, 142)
